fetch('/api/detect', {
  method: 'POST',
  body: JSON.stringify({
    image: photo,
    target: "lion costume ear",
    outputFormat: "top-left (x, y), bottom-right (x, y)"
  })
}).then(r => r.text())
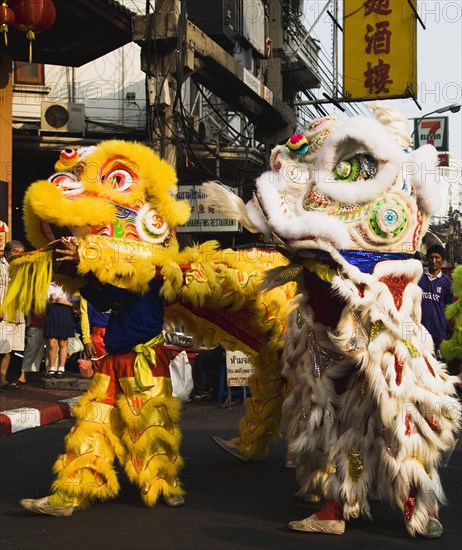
top-left (142, 158), bottom-right (191, 227)
top-left (145, 159), bottom-right (191, 227)
top-left (165, 194), bottom-right (191, 227)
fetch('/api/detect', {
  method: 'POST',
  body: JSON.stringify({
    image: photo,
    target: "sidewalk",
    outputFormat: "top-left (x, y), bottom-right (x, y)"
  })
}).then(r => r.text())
top-left (0, 373), bottom-right (86, 437)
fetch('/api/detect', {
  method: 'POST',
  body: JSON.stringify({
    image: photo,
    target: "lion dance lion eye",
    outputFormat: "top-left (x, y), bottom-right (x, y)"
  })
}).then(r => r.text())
top-left (104, 168), bottom-right (133, 192)
top-left (333, 154), bottom-right (377, 182)
top-left (136, 204), bottom-right (171, 244)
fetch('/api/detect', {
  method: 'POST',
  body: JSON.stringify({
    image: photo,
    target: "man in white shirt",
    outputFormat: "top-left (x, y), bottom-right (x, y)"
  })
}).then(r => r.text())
top-left (0, 240), bottom-right (26, 389)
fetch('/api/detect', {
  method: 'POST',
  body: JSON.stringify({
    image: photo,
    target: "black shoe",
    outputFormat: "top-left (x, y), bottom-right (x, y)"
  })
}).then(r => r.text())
top-left (0, 382), bottom-right (21, 390)
top-left (192, 392), bottom-right (211, 401)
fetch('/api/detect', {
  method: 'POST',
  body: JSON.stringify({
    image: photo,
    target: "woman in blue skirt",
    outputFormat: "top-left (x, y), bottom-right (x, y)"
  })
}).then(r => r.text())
top-left (44, 280), bottom-right (76, 378)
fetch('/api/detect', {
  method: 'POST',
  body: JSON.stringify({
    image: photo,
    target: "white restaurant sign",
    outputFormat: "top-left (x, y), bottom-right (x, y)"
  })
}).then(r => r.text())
top-left (176, 185), bottom-right (240, 232)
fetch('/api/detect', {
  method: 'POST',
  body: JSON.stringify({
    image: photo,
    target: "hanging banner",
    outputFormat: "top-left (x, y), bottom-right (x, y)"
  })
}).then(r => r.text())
top-left (413, 116), bottom-right (449, 151)
top-left (343, 0), bottom-right (417, 101)
top-left (176, 185), bottom-right (241, 233)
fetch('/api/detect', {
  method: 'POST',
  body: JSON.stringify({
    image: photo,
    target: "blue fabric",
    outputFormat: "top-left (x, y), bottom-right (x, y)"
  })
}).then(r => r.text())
top-left (81, 279), bottom-right (164, 354)
top-left (312, 249), bottom-right (414, 274)
top-left (339, 250), bottom-right (414, 274)
top-left (87, 302), bottom-right (110, 329)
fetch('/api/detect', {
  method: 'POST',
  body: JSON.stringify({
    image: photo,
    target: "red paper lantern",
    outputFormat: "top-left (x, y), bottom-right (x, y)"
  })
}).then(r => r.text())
top-left (10, 0), bottom-right (56, 62)
top-left (0, 1), bottom-right (15, 46)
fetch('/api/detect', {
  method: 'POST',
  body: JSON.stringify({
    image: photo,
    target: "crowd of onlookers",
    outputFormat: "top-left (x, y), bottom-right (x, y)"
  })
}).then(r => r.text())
top-left (0, 240), bottom-right (109, 390)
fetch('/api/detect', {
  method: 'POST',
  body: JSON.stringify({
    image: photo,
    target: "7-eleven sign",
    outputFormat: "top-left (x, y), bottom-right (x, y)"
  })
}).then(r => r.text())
top-left (414, 116), bottom-right (449, 151)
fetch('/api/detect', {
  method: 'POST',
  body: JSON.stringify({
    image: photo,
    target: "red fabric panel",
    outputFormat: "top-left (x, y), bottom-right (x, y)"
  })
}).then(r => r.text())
top-left (0, 414), bottom-right (12, 436)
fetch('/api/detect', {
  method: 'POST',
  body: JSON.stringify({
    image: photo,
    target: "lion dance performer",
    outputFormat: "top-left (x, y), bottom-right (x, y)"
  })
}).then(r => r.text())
top-left (1, 140), bottom-right (293, 516)
top-left (441, 264), bottom-right (462, 389)
top-left (204, 103), bottom-right (461, 538)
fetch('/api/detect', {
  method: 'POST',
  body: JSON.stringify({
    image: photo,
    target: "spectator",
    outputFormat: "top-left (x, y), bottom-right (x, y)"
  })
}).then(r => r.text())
top-left (418, 244), bottom-right (454, 356)
top-left (191, 345), bottom-right (226, 400)
top-left (0, 240), bottom-right (26, 389)
top-left (16, 311), bottom-right (46, 385)
top-left (44, 279), bottom-right (76, 379)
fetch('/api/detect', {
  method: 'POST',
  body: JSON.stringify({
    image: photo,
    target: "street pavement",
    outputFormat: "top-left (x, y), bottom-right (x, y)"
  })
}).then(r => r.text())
top-left (0, 373), bottom-right (84, 436)
top-left (0, 377), bottom-right (461, 550)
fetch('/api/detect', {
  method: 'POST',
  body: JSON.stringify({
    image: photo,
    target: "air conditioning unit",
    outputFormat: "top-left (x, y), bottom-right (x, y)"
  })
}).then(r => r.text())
top-left (40, 101), bottom-right (86, 134)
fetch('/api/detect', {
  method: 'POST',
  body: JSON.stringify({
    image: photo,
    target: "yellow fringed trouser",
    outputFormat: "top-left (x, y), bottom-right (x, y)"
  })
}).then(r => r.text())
top-left (48, 343), bottom-right (184, 509)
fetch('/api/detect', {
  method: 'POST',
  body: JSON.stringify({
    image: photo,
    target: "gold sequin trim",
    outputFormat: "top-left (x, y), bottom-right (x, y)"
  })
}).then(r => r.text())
top-left (441, 407), bottom-right (451, 420)
top-left (347, 448), bottom-right (364, 483)
top-left (369, 320), bottom-right (384, 340)
top-left (403, 339), bottom-right (420, 358)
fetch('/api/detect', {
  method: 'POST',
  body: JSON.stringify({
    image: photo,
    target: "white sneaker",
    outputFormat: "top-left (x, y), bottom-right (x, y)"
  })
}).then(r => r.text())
top-left (20, 496), bottom-right (74, 517)
top-left (288, 513), bottom-right (345, 535)
top-left (212, 436), bottom-right (248, 461)
top-left (163, 494), bottom-right (185, 507)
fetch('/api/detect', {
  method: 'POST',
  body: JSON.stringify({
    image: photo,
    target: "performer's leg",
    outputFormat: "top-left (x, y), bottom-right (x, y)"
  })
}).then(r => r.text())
top-left (397, 472), bottom-right (444, 538)
top-left (116, 346), bottom-right (185, 507)
top-left (46, 337), bottom-right (58, 375)
top-left (21, 364), bottom-right (126, 515)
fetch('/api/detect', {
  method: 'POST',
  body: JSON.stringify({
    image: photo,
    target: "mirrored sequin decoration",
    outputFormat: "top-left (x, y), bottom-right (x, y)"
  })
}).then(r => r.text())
top-left (339, 312), bottom-right (370, 357)
top-left (307, 329), bottom-right (346, 378)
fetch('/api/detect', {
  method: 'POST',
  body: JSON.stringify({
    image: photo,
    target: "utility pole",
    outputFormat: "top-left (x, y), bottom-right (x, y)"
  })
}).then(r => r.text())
top-left (134, 0), bottom-right (296, 157)
top-left (145, 0), bottom-right (180, 166)
top-left (266, 0), bottom-right (283, 103)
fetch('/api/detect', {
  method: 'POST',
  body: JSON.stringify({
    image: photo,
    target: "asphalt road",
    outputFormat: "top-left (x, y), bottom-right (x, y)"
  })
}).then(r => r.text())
top-left (1, 400), bottom-right (461, 550)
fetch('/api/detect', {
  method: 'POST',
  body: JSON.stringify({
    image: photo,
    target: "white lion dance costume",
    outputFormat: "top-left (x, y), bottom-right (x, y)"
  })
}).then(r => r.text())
top-left (204, 103), bottom-right (461, 538)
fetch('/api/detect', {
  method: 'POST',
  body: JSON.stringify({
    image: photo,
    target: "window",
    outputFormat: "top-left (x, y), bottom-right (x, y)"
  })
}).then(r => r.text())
top-left (14, 62), bottom-right (45, 85)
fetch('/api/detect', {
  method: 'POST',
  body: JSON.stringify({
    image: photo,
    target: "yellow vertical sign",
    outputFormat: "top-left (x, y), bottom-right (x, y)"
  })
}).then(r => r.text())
top-left (343, 0), bottom-right (417, 100)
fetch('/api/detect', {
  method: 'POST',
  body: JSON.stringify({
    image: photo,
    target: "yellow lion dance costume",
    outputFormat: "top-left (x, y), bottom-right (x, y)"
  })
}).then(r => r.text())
top-left (2, 140), bottom-right (293, 516)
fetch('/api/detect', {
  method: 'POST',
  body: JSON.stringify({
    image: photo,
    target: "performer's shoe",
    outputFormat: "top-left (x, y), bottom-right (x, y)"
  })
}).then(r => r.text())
top-left (302, 493), bottom-right (322, 503)
top-left (285, 452), bottom-right (296, 468)
top-left (288, 513), bottom-right (345, 535)
top-left (422, 517), bottom-right (443, 538)
top-left (212, 436), bottom-right (247, 461)
top-left (163, 494), bottom-right (185, 507)
top-left (20, 496), bottom-right (74, 517)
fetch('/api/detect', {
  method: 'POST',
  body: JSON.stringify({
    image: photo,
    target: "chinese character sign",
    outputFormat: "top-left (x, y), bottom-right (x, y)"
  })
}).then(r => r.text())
top-left (414, 116), bottom-right (449, 151)
top-left (343, 0), bottom-right (417, 100)
top-left (176, 185), bottom-right (240, 232)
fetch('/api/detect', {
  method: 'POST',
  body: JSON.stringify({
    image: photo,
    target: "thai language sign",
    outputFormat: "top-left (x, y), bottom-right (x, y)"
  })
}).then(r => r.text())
top-left (176, 185), bottom-right (240, 232)
top-left (226, 350), bottom-right (254, 387)
top-left (343, 0), bottom-right (417, 100)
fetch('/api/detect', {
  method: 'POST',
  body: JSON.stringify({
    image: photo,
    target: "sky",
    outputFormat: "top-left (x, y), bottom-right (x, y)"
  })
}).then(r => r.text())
top-left (302, 0), bottom-right (462, 159)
